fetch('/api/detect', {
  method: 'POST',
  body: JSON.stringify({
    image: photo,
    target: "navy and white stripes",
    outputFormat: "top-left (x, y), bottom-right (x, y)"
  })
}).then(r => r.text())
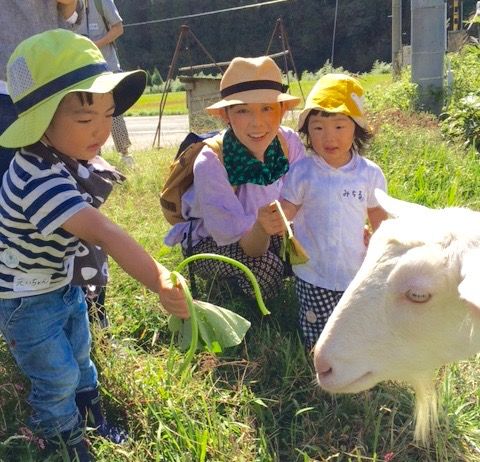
top-left (0, 148), bottom-right (87, 298)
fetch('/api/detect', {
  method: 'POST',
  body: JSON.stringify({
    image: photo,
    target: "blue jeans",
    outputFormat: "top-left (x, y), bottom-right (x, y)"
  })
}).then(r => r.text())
top-left (0, 93), bottom-right (17, 177)
top-left (0, 285), bottom-right (98, 438)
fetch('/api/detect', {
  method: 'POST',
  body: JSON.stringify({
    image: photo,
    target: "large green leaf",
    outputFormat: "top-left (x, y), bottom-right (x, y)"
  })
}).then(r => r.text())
top-left (169, 300), bottom-right (251, 353)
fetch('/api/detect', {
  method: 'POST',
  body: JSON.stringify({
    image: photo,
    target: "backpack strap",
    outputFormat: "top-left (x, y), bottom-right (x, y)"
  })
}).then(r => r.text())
top-left (87, 0), bottom-right (119, 51)
top-left (93, 0), bottom-right (107, 29)
top-left (203, 132), bottom-right (224, 161)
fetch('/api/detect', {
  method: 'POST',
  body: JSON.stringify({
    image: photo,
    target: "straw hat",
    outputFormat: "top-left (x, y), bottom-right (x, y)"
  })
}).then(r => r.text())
top-left (297, 73), bottom-right (367, 130)
top-left (0, 29), bottom-right (146, 148)
top-left (206, 56), bottom-right (300, 116)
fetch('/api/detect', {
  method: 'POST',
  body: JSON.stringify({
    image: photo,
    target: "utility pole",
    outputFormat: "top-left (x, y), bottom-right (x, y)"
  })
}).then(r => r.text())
top-left (449, 0), bottom-right (461, 30)
top-left (411, 0), bottom-right (446, 115)
top-left (392, 0), bottom-right (402, 79)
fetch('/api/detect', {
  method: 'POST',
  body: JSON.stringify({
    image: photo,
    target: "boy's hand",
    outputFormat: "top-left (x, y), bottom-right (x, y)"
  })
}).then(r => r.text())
top-left (158, 269), bottom-right (189, 319)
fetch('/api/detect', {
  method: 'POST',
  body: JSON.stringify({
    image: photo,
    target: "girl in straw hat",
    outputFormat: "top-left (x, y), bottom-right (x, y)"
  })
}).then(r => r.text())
top-left (0, 30), bottom-right (187, 461)
top-left (165, 56), bottom-right (306, 299)
top-left (279, 73), bottom-right (388, 350)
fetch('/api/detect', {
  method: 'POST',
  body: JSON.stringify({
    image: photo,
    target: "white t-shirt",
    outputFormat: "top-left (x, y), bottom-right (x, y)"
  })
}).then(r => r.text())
top-left (281, 150), bottom-right (386, 291)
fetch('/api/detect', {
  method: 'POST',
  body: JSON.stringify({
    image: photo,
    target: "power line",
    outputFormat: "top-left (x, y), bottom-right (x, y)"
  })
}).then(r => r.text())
top-left (330, 0), bottom-right (339, 65)
top-left (124, 0), bottom-right (292, 28)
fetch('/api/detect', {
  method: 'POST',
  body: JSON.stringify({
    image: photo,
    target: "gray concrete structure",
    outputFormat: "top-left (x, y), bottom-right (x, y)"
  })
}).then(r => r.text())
top-left (179, 75), bottom-right (223, 132)
top-left (411, 0), bottom-right (446, 114)
top-left (392, 0), bottom-right (402, 78)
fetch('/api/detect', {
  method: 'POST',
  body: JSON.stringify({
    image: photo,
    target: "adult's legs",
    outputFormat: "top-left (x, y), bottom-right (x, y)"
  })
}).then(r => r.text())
top-left (187, 237), bottom-right (286, 299)
top-left (111, 115), bottom-right (134, 166)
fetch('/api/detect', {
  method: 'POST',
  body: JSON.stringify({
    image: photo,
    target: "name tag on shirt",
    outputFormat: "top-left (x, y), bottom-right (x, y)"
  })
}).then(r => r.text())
top-left (13, 274), bottom-right (52, 292)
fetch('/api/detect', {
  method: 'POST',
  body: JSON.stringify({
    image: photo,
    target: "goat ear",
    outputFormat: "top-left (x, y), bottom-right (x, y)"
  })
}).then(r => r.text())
top-left (458, 248), bottom-right (480, 310)
top-left (374, 189), bottom-right (429, 219)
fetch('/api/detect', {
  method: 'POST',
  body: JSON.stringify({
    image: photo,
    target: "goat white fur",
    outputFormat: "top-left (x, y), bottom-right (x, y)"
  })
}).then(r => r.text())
top-left (313, 190), bottom-right (480, 443)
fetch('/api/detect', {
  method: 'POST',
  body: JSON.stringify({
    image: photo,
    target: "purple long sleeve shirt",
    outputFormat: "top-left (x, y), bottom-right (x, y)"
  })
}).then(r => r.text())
top-left (164, 126), bottom-right (305, 249)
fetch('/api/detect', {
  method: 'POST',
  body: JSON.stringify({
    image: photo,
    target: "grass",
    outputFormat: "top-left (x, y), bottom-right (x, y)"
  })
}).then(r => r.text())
top-left (126, 74), bottom-right (392, 117)
top-left (1, 74), bottom-right (480, 461)
top-left (126, 92), bottom-right (187, 117)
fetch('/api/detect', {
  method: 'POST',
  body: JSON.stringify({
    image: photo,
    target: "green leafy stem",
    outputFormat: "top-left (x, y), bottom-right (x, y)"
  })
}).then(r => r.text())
top-left (170, 253), bottom-right (270, 374)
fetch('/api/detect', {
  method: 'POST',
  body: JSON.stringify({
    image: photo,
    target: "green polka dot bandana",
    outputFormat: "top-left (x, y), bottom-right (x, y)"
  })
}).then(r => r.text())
top-left (222, 128), bottom-right (289, 186)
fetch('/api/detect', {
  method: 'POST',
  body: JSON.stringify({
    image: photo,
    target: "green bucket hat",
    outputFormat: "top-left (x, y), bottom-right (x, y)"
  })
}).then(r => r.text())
top-left (0, 29), bottom-right (146, 148)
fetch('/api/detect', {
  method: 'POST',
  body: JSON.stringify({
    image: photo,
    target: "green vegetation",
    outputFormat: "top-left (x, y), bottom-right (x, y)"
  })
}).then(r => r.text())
top-left (126, 91), bottom-right (187, 116)
top-left (1, 58), bottom-right (480, 461)
top-left (441, 45), bottom-right (480, 151)
top-left (127, 71), bottom-right (392, 117)
top-left (116, 1), bottom-right (479, 78)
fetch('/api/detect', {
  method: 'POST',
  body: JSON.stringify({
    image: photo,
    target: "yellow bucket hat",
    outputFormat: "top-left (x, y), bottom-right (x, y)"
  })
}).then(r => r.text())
top-left (297, 73), bottom-right (367, 130)
top-left (0, 29), bottom-right (146, 148)
top-left (206, 56), bottom-right (300, 116)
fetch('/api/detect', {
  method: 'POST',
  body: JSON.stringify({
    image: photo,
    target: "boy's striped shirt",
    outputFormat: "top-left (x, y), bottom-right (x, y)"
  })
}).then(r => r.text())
top-left (0, 148), bottom-right (88, 298)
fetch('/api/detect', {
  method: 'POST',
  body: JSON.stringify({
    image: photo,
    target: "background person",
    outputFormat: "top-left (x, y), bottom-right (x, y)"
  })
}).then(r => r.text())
top-left (165, 56), bottom-right (305, 300)
top-left (74, 0), bottom-right (135, 167)
top-left (279, 73), bottom-right (388, 349)
top-left (0, 0), bottom-right (81, 177)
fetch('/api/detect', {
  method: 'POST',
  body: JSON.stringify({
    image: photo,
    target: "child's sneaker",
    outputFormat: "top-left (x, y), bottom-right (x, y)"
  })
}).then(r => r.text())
top-left (45, 424), bottom-right (92, 462)
top-left (96, 421), bottom-right (128, 444)
top-left (76, 388), bottom-right (128, 444)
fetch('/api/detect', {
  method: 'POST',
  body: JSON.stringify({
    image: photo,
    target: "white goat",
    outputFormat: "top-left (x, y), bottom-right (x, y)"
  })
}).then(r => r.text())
top-left (313, 190), bottom-right (480, 443)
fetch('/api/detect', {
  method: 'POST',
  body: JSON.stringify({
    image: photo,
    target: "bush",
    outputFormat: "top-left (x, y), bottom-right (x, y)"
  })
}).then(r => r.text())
top-left (444, 45), bottom-right (480, 107)
top-left (370, 60), bottom-right (392, 74)
top-left (151, 67), bottom-right (163, 87)
top-left (366, 67), bottom-right (418, 112)
top-left (440, 94), bottom-right (480, 151)
top-left (440, 45), bottom-right (480, 150)
top-left (300, 61), bottom-right (348, 81)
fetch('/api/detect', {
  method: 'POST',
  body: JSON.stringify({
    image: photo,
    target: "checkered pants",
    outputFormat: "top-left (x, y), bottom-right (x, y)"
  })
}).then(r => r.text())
top-left (186, 236), bottom-right (286, 299)
top-left (111, 115), bottom-right (131, 154)
top-left (295, 277), bottom-right (344, 349)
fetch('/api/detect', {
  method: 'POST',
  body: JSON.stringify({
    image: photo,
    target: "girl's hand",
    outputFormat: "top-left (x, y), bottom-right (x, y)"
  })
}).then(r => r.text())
top-left (158, 267), bottom-right (189, 319)
top-left (257, 202), bottom-right (285, 236)
top-left (363, 225), bottom-right (372, 247)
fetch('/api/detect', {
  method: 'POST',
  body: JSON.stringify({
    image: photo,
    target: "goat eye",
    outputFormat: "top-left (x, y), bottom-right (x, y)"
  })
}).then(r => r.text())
top-left (406, 289), bottom-right (431, 303)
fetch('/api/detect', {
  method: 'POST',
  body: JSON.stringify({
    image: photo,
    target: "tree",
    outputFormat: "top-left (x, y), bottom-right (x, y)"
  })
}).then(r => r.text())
top-left (114, 0), bottom-right (466, 76)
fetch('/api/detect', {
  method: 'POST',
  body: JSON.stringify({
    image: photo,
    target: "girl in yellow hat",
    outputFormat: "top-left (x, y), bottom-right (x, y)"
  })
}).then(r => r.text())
top-left (279, 73), bottom-right (388, 350)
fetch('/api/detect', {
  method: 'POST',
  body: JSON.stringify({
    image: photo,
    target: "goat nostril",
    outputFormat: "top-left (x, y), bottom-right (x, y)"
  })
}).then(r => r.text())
top-left (319, 367), bottom-right (333, 378)
top-left (314, 356), bottom-right (333, 377)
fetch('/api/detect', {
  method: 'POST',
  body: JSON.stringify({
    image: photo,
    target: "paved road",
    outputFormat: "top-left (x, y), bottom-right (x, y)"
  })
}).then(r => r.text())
top-left (104, 114), bottom-right (190, 152)
top-left (103, 110), bottom-right (300, 152)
